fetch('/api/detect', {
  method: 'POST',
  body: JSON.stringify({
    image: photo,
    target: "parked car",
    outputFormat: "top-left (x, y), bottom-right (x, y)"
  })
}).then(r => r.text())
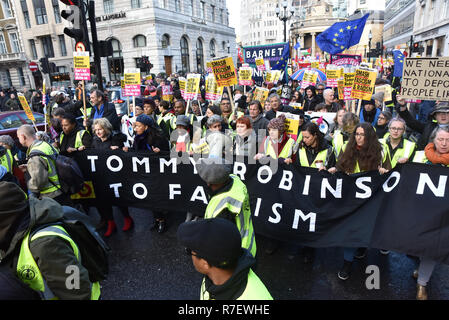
top-left (0, 111), bottom-right (46, 141)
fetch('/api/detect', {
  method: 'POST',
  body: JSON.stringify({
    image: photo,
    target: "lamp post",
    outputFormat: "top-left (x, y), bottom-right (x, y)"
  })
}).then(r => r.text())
top-left (275, 1), bottom-right (295, 43)
top-left (368, 30), bottom-right (372, 61)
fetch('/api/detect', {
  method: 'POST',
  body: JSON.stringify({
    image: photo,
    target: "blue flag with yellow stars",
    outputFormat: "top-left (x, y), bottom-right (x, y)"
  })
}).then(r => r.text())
top-left (393, 49), bottom-right (405, 78)
top-left (316, 13), bottom-right (370, 55)
top-left (271, 42), bottom-right (290, 83)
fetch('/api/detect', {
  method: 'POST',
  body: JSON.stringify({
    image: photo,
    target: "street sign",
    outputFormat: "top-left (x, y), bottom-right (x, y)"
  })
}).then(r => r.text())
top-left (29, 62), bottom-right (38, 72)
top-left (75, 41), bottom-right (86, 52)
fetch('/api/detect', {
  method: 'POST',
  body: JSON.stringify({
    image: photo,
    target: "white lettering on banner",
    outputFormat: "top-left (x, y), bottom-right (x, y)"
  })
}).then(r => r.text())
top-left (110, 183), bottom-right (122, 198)
top-left (234, 162), bottom-right (247, 181)
top-left (133, 183), bottom-right (148, 199)
top-left (190, 186), bottom-right (208, 204)
top-left (169, 184), bottom-right (182, 199)
top-left (382, 172), bottom-right (401, 192)
top-left (257, 165), bottom-right (273, 184)
top-left (279, 170), bottom-right (293, 191)
top-left (302, 175), bottom-right (311, 195)
top-left (254, 197), bottom-right (262, 217)
top-left (87, 155), bottom-right (98, 172)
top-left (160, 158), bottom-right (177, 174)
top-left (355, 177), bottom-right (372, 199)
top-left (416, 173), bottom-right (447, 197)
top-left (269, 203), bottom-right (282, 224)
top-left (293, 210), bottom-right (316, 232)
top-left (132, 157), bottom-right (150, 173)
top-left (321, 178), bottom-right (342, 198)
top-left (188, 157), bottom-right (198, 174)
top-left (106, 155), bottom-right (123, 172)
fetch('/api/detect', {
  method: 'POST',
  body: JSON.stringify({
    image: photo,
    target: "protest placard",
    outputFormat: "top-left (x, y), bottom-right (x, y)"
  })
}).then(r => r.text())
top-left (124, 68), bottom-right (141, 96)
top-left (277, 111), bottom-right (300, 140)
top-left (179, 77), bottom-right (186, 99)
top-left (162, 85), bottom-right (173, 102)
top-left (375, 85), bottom-right (393, 102)
top-left (185, 74), bottom-right (201, 100)
top-left (205, 74), bottom-right (223, 101)
top-left (351, 68), bottom-right (377, 100)
top-left (289, 102), bottom-right (304, 111)
top-left (326, 65), bottom-right (343, 88)
top-left (400, 57), bottom-right (449, 101)
top-left (253, 87), bottom-right (269, 107)
top-left (239, 67), bottom-right (253, 86)
top-left (211, 56), bottom-right (238, 88)
top-left (255, 57), bottom-right (266, 71)
top-left (342, 72), bottom-right (355, 100)
top-left (301, 70), bottom-right (318, 89)
top-left (73, 52), bottom-right (91, 81)
top-left (17, 93), bottom-right (35, 123)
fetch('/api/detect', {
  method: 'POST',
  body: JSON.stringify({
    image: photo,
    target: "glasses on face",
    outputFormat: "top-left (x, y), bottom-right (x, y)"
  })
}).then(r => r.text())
top-left (390, 127), bottom-right (404, 132)
top-left (378, 116), bottom-right (386, 120)
top-left (355, 133), bottom-right (365, 137)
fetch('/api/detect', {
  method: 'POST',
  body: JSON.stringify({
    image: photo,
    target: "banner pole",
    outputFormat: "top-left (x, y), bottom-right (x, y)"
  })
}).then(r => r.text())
top-left (82, 80), bottom-right (87, 130)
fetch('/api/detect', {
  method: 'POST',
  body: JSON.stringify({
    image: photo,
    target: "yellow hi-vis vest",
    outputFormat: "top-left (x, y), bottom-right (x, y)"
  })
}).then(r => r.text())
top-left (60, 130), bottom-right (89, 149)
top-left (380, 138), bottom-right (416, 168)
top-left (413, 150), bottom-right (449, 167)
top-left (200, 269), bottom-right (273, 300)
top-left (27, 141), bottom-right (61, 195)
top-left (264, 137), bottom-right (296, 159)
top-left (332, 130), bottom-right (344, 159)
top-left (204, 175), bottom-right (256, 258)
top-left (0, 148), bottom-right (13, 173)
top-left (157, 112), bottom-right (174, 126)
top-left (299, 147), bottom-right (330, 168)
top-left (17, 225), bottom-right (100, 300)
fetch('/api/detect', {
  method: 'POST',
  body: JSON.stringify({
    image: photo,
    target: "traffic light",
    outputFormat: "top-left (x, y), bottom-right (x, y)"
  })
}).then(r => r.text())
top-left (99, 39), bottom-right (113, 57)
top-left (39, 57), bottom-right (50, 74)
top-left (60, 0), bottom-right (90, 52)
top-left (139, 56), bottom-right (153, 72)
top-left (412, 42), bottom-right (420, 53)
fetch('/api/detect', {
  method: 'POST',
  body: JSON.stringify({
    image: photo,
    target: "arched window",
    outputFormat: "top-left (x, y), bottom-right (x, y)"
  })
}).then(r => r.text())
top-left (209, 39), bottom-right (216, 57)
top-left (108, 38), bottom-right (124, 81)
top-left (222, 41), bottom-right (227, 52)
top-left (133, 35), bottom-right (146, 48)
top-left (180, 36), bottom-right (190, 73)
top-left (196, 38), bottom-right (204, 73)
top-left (162, 34), bottom-right (170, 48)
top-left (111, 39), bottom-right (122, 58)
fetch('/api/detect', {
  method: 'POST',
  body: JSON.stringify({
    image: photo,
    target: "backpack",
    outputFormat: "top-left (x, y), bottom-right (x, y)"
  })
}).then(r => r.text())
top-left (28, 145), bottom-right (85, 195)
top-left (30, 206), bottom-right (110, 283)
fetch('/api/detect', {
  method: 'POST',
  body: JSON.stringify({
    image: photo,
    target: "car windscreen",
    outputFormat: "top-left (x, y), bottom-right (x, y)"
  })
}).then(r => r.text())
top-left (0, 114), bottom-right (23, 129)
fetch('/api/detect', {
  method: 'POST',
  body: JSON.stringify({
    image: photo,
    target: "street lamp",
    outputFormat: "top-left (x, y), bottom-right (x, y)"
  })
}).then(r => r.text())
top-left (276, 1), bottom-right (295, 43)
top-left (368, 30), bottom-right (372, 60)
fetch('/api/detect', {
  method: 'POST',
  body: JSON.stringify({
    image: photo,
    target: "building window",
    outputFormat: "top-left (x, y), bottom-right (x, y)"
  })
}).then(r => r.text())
top-left (190, 0), bottom-right (194, 16)
top-left (209, 39), bottom-right (216, 57)
top-left (220, 8), bottom-right (223, 24)
top-left (103, 0), bottom-right (113, 14)
top-left (196, 38), bottom-right (204, 73)
top-left (17, 68), bottom-right (26, 86)
top-left (58, 66), bottom-right (68, 73)
top-left (33, 0), bottom-right (48, 25)
top-left (52, 0), bottom-right (61, 23)
top-left (131, 0), bottom-right (141, 9)
top-left (29, 39), bottom-right (37, 59)
top-left (1, 0), bottom-right (13, 18)
top-left (133, 35), bottom-right (146, 48)
top-left (111, 38), bottom-right (122, 58)
top-left (174, 0), bottom-right (180, 12)
top-left (180, 36), bottom-right (190, 73)
top-left (5, 69), bottom-right (12, 87)
top-left (211, 5), bottom-right (215, 22)
top-left (200, 1), bottom-right (205, 19)
top-left (9, 33), bottom-right (21, 53)
top-left (162, 34), bottom-right (170, 48)
top-left (0, 35), bottom-right (7, 54)
top-left (20, 0), bottom-right (31, 28)
top-left (59, 35), bottom-right (67, 56)
top-left (108, 38), bottom-right (123, 81)
top-left (41, 35), bottom-right (54, 58)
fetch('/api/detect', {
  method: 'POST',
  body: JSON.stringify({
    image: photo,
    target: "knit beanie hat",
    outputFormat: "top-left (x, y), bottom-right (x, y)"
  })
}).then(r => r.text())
top-left (136, 114), bottom-right (154, 128)
top-left (267, 114), bottom-right (286, 133)
top-left (177, 218), bottom-right (243, 268)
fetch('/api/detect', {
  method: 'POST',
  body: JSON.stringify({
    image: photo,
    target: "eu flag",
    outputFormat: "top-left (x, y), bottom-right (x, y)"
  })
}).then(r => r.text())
top-left (393, 49), bottom-right (405, 78)
top-left (316, 13), bottom-right (370, 55)
top-left (271, 42), bottom-right (290, 82)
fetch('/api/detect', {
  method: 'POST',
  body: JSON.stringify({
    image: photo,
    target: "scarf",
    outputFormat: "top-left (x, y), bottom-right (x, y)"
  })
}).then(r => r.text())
top-left (424, 143), bottom-right (449, 165)
top-left (134, 129), bottom-right (151, 151)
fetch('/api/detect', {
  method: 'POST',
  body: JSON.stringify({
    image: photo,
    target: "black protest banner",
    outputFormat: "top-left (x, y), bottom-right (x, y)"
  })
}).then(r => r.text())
top-left (74, 150), bottom-right (449, 264)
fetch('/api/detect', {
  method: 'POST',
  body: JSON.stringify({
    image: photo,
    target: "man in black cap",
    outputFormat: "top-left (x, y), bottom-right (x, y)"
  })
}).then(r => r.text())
top-left (177, 218), bottom-right (272, 300)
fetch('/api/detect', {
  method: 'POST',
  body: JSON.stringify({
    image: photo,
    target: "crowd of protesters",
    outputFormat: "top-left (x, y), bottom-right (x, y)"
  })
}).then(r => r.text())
top-left (1, 64), bottom-right (448, 300)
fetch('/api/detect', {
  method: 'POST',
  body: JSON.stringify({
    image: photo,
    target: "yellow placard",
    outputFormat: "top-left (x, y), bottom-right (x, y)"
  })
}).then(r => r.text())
top-left (124, 72), bottom-right (140, 85)
top-left (351, 68), bottom-right (377, 100)
top-left (18, 94), bottom-right (35, 122)
top-left (337, 80), bottom-right (345, 100)
top-left (255, 57), bottom-right (265, 70)
top-left (253, 87), bottom-right (270, 107)
top-left (238, 67), bottom-right (252, 85)
top-left (344, 72), bottom-right (356, 87)
top-left (70, 181), bottom-right (96, 200)
top-left (311, 61), bottom-right (319, 69)
top-left (211, 56), bottom-right (238, 87)
top-left (326, 69), bottom-right (340, 80)
top-left (179, 78), bottom-right (186, 92)
top-left (375, 85), bottom-right (393, 102)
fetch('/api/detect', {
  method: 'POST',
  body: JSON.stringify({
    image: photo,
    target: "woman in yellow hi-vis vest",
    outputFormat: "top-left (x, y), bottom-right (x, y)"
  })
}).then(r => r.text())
top-left (329, 122), bottom-right (391, 281)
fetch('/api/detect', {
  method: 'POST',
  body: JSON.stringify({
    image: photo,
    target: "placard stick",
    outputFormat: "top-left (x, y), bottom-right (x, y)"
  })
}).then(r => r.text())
top-left (382, 101), bottom-right (385, 112)
top-left (127, 97), bottom-right (130, 116)
top-left (356, 99), bottom-right (362, 116)
top-left (227, 86), bottom-right (237, 119)
top-left (133, 96), bottom-right (136, 117)
top-left (82, 80), bottom-right (87, 129)
top-left (407, 102), bottom-right (411, 112)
